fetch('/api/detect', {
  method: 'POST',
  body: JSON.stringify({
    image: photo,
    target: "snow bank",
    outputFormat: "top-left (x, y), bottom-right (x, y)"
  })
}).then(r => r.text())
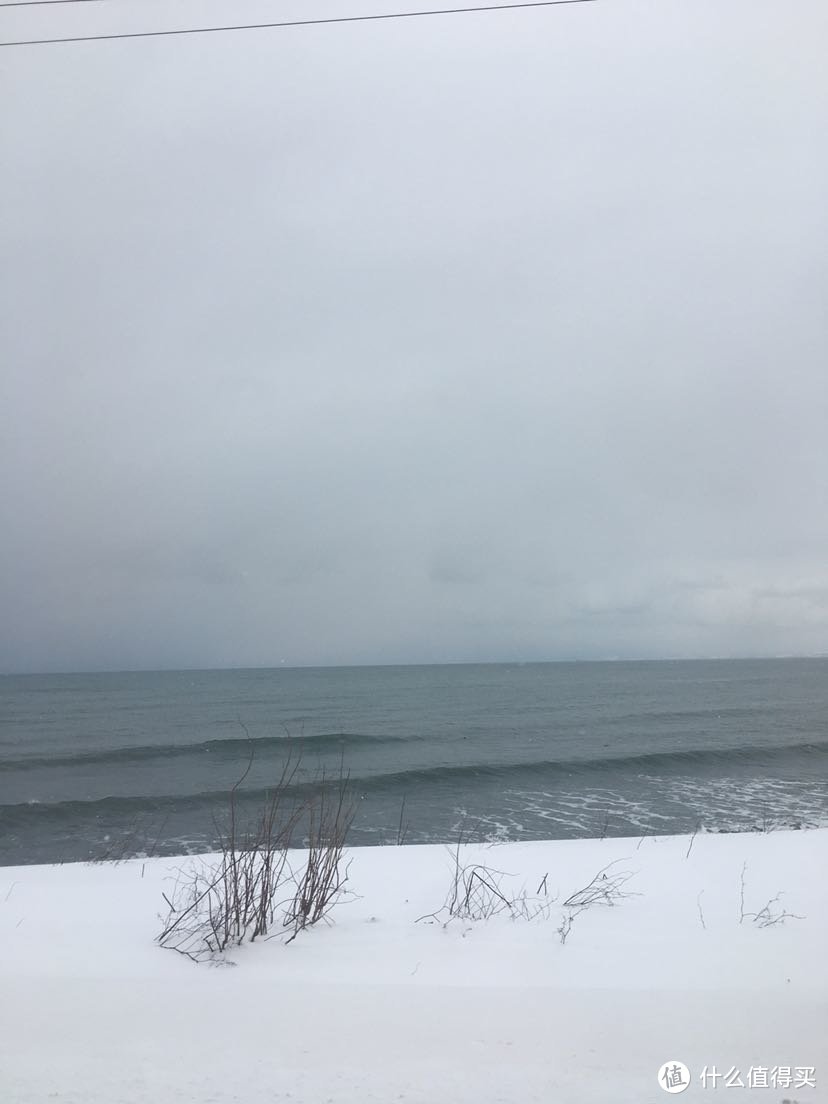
top-left (1, 828), bottom-right (825, 1102)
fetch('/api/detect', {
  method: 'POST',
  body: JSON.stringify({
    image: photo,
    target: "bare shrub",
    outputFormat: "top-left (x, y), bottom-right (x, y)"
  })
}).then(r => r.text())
top-left (745, 894), bottom-right (804, 927)
top-left (284, 761), bottom-right (356, 942)
top-left (562, 859), bottom-right (636, 908)
top-left (557, 859), bottom-right (637, 944)
top-left (738, 863), bottom-right (804, 927)
top-left (158, 744), bottom-right (302, 961)
top-left (418, 831), bottom-right (554, 925)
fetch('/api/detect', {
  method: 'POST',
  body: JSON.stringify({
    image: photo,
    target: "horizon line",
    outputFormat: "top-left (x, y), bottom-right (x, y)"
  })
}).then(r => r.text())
top-left (3, 652), bottom-right (827, 678)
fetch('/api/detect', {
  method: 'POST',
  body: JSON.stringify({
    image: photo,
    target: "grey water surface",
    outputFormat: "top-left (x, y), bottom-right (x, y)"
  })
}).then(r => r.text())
top-left (1, 658), bottom-right (826, 865)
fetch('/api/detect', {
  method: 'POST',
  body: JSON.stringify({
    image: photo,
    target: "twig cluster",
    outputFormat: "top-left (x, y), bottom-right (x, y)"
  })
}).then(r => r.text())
top-left (745, 894), bottom-right (804, 927)
top-left (738, 862), bottom-right (804, 927)
top-left (562, 860), bottom-right (636, 909)
top-left (283, 766), bottom-right (355, 942)
top-left (417, 833), bottom-right (554, 925)
top-left (158, 743), bottom-right (355, 961)
top-left (557, 859), bottom-right (637, 944)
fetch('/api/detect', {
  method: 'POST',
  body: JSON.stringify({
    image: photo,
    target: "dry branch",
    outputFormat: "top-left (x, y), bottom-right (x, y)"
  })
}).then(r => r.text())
top-left (158, 738), bottom-right (304, 960)
top-left (284, 759), bottom-right (356, 941)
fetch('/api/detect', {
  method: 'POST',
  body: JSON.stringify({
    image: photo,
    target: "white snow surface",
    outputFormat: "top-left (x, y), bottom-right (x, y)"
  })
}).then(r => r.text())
top-left (1, 829), bottom-right (826, 1103)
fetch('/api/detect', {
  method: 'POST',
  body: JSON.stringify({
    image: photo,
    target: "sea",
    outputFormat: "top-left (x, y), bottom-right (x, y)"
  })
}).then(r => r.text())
top-left (1, 658), bottom-right (827, 867)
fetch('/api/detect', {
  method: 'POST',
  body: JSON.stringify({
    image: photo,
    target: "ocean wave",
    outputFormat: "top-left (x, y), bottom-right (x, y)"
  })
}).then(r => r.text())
top-left (2, 738), bottom-right (826, 828)
top-left (1, 730), bottom-right (394, 771)
top-left (3, 727), bottom-right (826, 779)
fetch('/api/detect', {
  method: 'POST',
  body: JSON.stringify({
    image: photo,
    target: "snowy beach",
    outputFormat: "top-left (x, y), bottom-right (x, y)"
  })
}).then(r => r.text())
top-left (1, 827), bottom-right (825, 1103)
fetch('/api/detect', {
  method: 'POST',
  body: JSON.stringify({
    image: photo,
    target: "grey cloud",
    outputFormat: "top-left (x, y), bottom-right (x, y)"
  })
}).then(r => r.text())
top-left (1, 0), bottom-right (826, 671)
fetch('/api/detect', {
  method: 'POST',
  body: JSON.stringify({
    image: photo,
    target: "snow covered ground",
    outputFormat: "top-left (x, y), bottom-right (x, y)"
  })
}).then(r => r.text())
top-left (1, 828), bottom-right (826, 1103)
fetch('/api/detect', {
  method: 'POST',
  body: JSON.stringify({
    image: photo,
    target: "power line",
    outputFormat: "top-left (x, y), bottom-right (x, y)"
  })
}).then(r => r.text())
top-left (0, 1), bottom-right (103, 8)
top-left (0, 0), bottom-right (596, 48)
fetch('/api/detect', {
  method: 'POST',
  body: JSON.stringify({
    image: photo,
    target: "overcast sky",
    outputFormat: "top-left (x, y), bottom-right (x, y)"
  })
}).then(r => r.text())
top-left (1, 0), bottom-right (826, 673)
